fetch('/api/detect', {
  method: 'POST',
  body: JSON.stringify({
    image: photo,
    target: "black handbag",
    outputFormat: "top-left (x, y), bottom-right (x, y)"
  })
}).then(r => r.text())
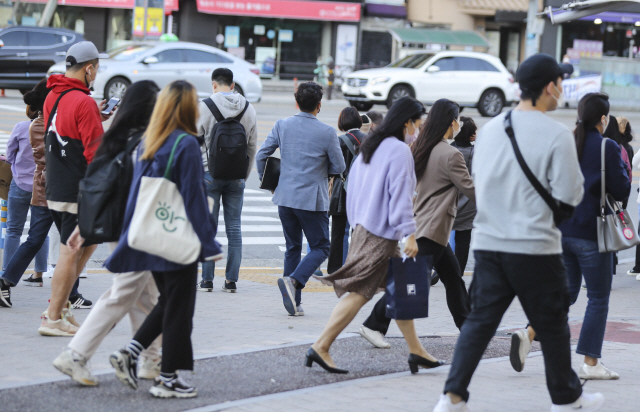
top-left (385, 255), bottom-right (433, 320)
top-left (329, 133), bottom-right (358, 216)
top-left (259, 156), bottom-right (281, 191)
top-left (504, 111), bottom-right (575, 226)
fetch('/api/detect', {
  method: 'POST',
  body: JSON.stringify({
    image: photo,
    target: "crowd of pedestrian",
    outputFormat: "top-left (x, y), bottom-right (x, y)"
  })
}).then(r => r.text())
top-left (0, 40), bottom-right (637, 411)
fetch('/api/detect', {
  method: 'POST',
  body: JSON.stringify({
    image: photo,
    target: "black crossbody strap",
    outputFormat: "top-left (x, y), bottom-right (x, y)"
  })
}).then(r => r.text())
top-left (45, 88), bottom-right (85, 133)
top-left (203, 98), bottom-right (224, 122)
top-left (504, 111), bottom-right (560, 214)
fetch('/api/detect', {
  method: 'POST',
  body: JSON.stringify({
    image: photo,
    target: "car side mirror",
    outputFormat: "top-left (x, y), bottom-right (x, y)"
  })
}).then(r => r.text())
top-left (0, 40), bottom-right (4, 48)
top-left (427, 66), bottom-right (440, 73)
top-left (142, 56), bottom-right (159, 64)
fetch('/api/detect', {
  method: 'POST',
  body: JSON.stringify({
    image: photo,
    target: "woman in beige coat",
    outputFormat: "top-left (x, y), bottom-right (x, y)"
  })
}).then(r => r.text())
top-left (359, 99), bottom-right (474, 348)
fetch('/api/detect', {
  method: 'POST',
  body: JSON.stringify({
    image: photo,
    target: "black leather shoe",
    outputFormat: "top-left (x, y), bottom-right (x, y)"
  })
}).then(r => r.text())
top-left (408, 353), bottom-right (445, 374)
top-left (305, 348), bottom-right (348, 374)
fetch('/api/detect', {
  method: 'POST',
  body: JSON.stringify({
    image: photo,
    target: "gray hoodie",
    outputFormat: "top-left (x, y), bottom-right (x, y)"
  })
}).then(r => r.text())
top-left (197, 92), bottom-right (258, 179)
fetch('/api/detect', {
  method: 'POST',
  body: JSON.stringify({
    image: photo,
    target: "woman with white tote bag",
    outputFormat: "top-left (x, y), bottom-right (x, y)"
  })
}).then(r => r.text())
top-left (104, 80), bottom-right (223, 399)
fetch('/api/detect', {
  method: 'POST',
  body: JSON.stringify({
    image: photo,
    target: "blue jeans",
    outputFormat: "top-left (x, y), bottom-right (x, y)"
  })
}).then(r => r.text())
top-left (278, 206), bottom-right (330, 306)
top-left (562, 236), bottom-right (613, 359)
top-left (1, 182), bottom-right (48, 282)
top-left (201, 174), bottom-right (244, 283)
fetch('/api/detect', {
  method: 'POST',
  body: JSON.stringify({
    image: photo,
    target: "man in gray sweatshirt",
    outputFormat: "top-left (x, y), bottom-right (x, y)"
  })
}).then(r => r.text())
top-left (433, 54), bottom-right (603, 412)
top-left (196, 68), bottom-right (258, 294)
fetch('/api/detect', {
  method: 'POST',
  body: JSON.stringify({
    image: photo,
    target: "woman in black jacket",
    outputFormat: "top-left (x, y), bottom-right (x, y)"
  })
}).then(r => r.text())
top-left (327, 107), bottom-right (366, 274)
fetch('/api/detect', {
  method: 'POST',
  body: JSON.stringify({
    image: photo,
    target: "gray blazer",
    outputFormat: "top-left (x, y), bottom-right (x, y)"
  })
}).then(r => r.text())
top-left (256, 112), bottom-right (345, 212)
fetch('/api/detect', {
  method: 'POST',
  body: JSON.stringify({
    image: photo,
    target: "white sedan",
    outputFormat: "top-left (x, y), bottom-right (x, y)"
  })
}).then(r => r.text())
top-left (48, 41), bottom-right (262, 102)
top-left (342, 51), bottom-right (517, 117)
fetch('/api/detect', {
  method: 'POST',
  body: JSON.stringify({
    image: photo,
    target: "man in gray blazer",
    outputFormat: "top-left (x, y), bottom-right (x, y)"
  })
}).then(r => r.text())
top-left (256, 82), bottom-right (345, 316)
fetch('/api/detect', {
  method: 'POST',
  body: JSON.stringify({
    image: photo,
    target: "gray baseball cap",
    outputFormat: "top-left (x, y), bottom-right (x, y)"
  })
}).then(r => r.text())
top-left (66, 41), bottom-right (109, 67)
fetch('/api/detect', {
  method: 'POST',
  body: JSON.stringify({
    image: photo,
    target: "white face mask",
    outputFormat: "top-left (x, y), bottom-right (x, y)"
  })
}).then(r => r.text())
top-left (85, 67), bottom-right (95, 91)
top-left (602, 115), bottom-right (610, 132)
top-left (551, 84), bottom-right (564, 107)
top-left (452, 119), bottom-right (463, 139)
top-left (405, 121), bottom-right (417, 144)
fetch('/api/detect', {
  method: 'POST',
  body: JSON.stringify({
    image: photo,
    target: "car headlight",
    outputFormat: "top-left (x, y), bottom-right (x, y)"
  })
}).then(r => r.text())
top-left (370, 77), bottom-right (390, 86)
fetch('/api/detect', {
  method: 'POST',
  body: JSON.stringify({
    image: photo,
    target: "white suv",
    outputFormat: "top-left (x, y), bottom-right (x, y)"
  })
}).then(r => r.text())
top-left (342, 51), bottom-right (517, 117)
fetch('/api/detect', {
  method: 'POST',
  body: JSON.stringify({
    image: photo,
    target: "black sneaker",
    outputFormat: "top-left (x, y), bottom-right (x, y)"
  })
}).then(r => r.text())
top-left (23, 275), bottom-right (43, 287)
top-left (222, 281), bottom-right (237, 293)
top-left (149, 375), bottom-right (197, 398)
top-left (109, 349), bottom-right (138, 390)
top-left (0, 280), bottom-right (11, 308)
top-left (197, 280), bottom-right (213, 292)
top-left (69, 294), bottom-right (93, 309)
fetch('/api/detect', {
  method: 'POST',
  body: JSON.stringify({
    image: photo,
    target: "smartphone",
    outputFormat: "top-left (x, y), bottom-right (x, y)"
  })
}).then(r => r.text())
top-left (101, 97), bottom-right (120, 115)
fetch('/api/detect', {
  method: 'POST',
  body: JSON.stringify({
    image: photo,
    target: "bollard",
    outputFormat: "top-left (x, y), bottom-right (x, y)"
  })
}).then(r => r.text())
top-left (0, 89), bottom-right (5, 98)
top-left (0, 200), bottom-right (7, 268)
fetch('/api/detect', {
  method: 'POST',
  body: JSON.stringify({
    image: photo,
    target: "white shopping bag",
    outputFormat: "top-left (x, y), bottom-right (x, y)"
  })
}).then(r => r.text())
top-left (127, 134), bottom-right (201, 264)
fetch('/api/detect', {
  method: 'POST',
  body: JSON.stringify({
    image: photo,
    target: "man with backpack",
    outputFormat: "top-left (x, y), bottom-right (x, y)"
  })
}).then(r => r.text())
top-left (37, 41), bottom-right (111, 336)
top-left (196, 68), bottom-right (258, 293)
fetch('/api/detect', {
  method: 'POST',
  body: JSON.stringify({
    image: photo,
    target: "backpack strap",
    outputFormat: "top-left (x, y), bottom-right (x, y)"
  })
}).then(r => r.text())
top-left (203, 98), bottom-right (224, 123)
top-left (338, 134), bottom-right (356, 157)
top-left (45, 88), bottom-right (85, 133)
top-left (235, 101), bottom-right (250, 121)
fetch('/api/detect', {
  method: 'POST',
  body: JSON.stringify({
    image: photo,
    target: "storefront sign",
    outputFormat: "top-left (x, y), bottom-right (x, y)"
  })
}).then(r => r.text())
top-left (196, 0), bottom-right (361, 22)
top-left (26, 0), bottom-right (136, 8)
top-left (562, 75), bottom-right (602, 104)
top-left (225, 26), bottom-right (240, 48)
top-left (133, 0), bottom-right (164, 38)
top-left (279, 30), bottom-right (293, 42)
top-left (335, 24), bottom-right (356, 66)
top-left (165, 0), bottom-right (179, 13)
top-left (255, 47), bottom-right (276, 76)
top-left (254, 25), bottom-right (265, 35)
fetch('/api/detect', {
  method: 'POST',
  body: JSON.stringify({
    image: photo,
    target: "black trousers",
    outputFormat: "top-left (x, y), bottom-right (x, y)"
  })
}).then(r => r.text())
top-left (327, 214), bottom-right (348, 274)
top-left (362, 237), bottom-right (470, 334)
top-left (454, 229), bottom-right (472, 274)
top-left (133, 262), bottom-right (198, 374)
top-left (444, 251), bottom-right (582, 405)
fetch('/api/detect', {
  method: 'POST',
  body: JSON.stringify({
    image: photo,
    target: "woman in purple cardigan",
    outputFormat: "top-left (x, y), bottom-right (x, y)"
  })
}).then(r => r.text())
top-left (308, 97), bottom-right (444, 374)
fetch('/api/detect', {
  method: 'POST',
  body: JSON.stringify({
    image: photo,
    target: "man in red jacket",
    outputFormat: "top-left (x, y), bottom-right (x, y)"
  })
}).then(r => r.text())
top-left (38, 41), bottom-right (111, 337)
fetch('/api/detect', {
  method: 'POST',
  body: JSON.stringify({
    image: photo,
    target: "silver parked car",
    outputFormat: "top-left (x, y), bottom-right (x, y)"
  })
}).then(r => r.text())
top-left (48, 41), bottom-right (262, 102)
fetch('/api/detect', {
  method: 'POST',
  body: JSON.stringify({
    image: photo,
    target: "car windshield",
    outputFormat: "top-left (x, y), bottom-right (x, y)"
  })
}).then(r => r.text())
top-left (387, 54), bottom-right (434, 69)
top-left (108, 45), bottom-right (154, 61)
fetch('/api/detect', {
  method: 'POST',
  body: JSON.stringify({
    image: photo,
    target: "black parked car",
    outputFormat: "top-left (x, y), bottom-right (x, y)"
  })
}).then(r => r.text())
top-left (0, 26), bottom-right (84, 94)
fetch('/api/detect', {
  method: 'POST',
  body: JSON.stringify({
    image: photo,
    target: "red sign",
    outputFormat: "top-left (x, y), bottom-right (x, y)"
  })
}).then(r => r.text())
top-left (24, 0), bottom-right (135, 8)
top-left (197, 0), bottom-right (361, 21)
top-left (165, 0), bottom-right (178, 12)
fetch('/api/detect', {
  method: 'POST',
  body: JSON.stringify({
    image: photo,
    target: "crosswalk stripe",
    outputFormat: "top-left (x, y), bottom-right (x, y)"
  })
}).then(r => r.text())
top-left (218, 225), bottom-right (283, 232)
top-left (217, 236), bottom-right (306, 246)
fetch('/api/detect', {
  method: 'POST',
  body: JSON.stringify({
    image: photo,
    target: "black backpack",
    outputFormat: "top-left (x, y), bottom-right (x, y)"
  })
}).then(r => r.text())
top-left (204, 98), bottom-right (249, 180)
top-left (77, 132), bottom-right (142, 244)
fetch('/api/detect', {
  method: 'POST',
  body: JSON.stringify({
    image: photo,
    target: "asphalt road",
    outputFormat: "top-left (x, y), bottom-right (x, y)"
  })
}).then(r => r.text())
top-left (1, 90), bottom-right (639, 269)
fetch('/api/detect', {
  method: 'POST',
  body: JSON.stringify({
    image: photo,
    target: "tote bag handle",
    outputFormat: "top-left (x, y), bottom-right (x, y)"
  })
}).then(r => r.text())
top-left (164, 133), bottom-right (189, 180)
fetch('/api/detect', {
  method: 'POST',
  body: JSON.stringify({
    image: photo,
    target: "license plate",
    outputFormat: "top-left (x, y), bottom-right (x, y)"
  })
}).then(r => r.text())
top-left (346, 87), bottom-right (361, 94)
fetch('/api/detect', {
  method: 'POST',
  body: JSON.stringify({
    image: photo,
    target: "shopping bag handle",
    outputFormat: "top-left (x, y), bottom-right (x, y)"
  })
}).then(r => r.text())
top-left (401, 253), bottom-right (417, 262)
top-left (164, 133), bottom-right (189, 180)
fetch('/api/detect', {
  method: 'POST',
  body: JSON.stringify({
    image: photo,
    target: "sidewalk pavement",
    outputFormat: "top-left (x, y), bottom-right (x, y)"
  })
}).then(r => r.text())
top-left (0, 261), bottom-right (638, 411)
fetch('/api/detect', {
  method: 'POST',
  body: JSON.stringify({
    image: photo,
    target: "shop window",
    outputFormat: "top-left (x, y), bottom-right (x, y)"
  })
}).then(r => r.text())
top-left (185, 49), bottom-right (232, 63)
top-left (29, 31), bottom-right (60, 47)
top-left (155, 49), bottom-right (184, 63)
top-left (0, 30), bottom-right (28, 47)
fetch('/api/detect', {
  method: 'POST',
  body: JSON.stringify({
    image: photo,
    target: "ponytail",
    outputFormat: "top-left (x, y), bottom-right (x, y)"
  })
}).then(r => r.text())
top-left (574, 93), bottom-right (609, 160)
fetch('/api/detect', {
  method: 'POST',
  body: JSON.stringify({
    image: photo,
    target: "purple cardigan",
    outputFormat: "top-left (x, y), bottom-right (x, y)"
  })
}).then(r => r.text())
top-left (7, 120), bottom-right (36, 192)
top-left (346, 137), bottom-right (416, 240)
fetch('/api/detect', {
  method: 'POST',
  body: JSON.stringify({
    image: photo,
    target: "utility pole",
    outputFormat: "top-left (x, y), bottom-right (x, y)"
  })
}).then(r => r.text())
top-left (38, 0), bottom-right (57, 26)
top-left (525, 0), bottom-right (540, 58)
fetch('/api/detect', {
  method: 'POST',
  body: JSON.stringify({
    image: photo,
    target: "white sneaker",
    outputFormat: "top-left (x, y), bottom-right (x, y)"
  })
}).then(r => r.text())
top-left (79, 271), bottom-right (87, 279)
top-left (550, 392), bottom-right (604, 411)
top-left (578, 360), bottom-right (619, 380)
top-left (62, 302), bottom-right (80, 328)
top-left (358, 325), bottom-right (391, 349)
top-left (626, 269), bottom-right (640, 276)
top-left (38, 311), bottom-right (78, 336)
top-left (433, 394), bottom-right (470, 412)
top-left (138, 356), bottom-right (161, 380)
top-left (509, 328), bottom-right (532, 372)
top-left (636, 274), bottom-right (640, 281)
top-left (44, 266), bottom-right (55, 279)
top-left (53, 348), bottom-right (98, 386)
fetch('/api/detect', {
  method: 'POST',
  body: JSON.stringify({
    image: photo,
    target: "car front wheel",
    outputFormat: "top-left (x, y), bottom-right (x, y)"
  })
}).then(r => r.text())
top-left (477, 89), bottom-right (504, 117)
top-left (105, 77), bottom-right (131, 100)
top-left (386, 85), bottom-right (414, 109)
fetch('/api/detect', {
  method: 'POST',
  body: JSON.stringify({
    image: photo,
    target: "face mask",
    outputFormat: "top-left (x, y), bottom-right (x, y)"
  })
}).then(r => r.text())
top-left (85, 67), bottom-right (95, 91)
top-left (551, 84), bottom-right (564, 107)
top-left (452, 119), bottom-right (463, 139)
top-left (602, 115), bottom-right (610, 132)
top-left (405, 121), bottom-right (417, 145)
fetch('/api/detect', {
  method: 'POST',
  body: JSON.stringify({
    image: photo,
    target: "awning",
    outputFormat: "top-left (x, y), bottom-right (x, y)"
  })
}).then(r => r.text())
top-left (388, 28), bottom-right (490, 48)
top-left (543, 0), bottom-right (640, 24)
top-left (458, 0), bottom-right (531, 15)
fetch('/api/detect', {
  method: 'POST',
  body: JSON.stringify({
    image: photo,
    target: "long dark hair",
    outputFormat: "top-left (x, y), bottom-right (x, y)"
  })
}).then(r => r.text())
top-left (453, 116), bottom-right (476, 147)
top-left (412, 98), bottom-right (460, 179)
top-left (603, 115), bottom-right (623, 145)
top-left (359, 96), bottom-right (425, 164)
top-left (95, 80), bottom-right (160, 158)
top-left (23, 79), bottom-right (51, 118)
top-left (575, 93), bottom-right (609, 160)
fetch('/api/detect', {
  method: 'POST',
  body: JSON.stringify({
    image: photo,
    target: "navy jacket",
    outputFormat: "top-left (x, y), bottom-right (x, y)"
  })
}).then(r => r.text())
top-left (559, 129), bottom-right (630, 241)
top-left (106, 130), bottom-right (222, 273)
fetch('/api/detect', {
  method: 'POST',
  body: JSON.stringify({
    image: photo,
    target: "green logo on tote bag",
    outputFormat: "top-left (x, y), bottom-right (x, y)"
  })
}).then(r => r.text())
top-left (155, 202), bottom-right (186, 232)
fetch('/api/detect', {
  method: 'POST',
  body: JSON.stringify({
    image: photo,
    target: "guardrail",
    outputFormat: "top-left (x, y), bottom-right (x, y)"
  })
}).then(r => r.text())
top-left (248, 60), bottom-right (385, 86)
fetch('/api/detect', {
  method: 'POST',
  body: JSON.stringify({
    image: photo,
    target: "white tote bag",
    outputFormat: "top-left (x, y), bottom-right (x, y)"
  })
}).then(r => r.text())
top-left (128, 134), bottom-right (201, 264)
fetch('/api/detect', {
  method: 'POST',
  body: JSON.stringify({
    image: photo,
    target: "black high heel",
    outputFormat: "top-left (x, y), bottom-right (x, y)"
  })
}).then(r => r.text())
top-left (305, 347), bottom-right (349, 374)
top-left (408, 353), bottom-right (445, 374)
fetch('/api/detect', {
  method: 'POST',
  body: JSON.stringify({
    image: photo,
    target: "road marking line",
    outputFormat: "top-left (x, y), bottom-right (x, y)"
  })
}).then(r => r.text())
top-left (0, 105), bottom-right (25, 113)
